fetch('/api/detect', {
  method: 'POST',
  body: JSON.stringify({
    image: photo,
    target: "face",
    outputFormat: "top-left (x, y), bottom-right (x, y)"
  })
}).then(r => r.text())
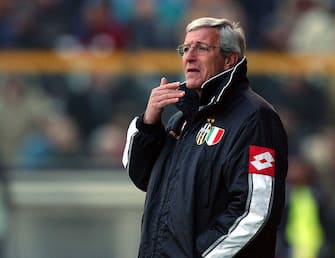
top-left (182, 27), bottom-right (227, 89)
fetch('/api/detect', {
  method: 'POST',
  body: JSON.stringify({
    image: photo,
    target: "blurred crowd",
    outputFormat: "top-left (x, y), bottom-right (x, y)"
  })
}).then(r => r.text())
top-left (0, 0), bottom-right (335, 257)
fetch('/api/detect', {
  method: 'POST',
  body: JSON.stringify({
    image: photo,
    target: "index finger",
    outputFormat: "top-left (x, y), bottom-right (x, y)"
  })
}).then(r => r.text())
top-left (159, 78), bottom-right (181, 90)
top-left (160, 77), bottom-right (168, 86)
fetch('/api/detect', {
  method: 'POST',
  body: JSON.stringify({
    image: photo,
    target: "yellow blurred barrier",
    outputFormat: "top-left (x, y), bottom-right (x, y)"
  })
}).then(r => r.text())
top-left (0, 50), bottom-right (334, 75)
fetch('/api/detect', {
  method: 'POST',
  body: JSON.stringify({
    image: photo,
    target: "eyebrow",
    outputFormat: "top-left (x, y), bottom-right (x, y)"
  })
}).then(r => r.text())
top-left (183, 41), bottom-right (208, 45)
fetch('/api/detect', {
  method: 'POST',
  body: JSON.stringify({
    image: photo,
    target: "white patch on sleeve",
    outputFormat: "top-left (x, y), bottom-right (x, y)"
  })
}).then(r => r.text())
top-left (203, 174), bottom-right (274, 258)
top-left (122, 117), bottom-right (139, 168)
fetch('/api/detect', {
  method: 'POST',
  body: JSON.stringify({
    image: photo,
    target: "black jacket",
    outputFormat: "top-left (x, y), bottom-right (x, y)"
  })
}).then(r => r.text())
top-left (122, 57), bottom-right (288, 258)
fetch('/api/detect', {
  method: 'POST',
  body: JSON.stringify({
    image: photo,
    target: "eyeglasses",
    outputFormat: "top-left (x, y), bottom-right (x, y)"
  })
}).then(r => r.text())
top-left (176, 42), bottom-right (220, 56)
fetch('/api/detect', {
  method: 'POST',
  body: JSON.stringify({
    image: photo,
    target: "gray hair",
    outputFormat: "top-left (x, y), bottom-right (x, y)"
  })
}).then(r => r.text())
top-left (186, 17), bottom-right (246, 57)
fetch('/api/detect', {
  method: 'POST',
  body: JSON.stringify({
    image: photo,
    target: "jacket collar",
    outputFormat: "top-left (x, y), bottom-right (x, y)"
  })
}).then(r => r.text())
top-left (199, 56), bottom-right (248, 107)
top-left (173, 57), bottom-right (248, 127)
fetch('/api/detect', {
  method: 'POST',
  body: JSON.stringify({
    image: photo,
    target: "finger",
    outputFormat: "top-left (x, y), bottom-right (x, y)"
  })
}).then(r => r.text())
top-left (151, 87), bottom-right (184, 99)
top-left (159, 77), bottom-right (181, 90)
top-left (153, 97), bottom-right (181, 109)
top-left (160, 77), bottom-right (168, 86)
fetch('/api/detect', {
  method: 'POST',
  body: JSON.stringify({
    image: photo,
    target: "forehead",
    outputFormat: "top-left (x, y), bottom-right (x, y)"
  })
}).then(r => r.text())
top-left (184, 27), bottom-right (220, 44)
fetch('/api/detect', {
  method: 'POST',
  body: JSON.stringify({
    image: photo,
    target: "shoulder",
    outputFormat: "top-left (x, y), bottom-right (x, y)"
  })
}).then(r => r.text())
top-left (236, 87), bottom-right (280, 121)
top-left (222, 88), bottom-right (285, 133)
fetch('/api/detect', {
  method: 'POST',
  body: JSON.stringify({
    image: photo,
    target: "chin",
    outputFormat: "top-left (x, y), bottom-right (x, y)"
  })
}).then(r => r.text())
top-left (186, 80), bottom-right (202, 89)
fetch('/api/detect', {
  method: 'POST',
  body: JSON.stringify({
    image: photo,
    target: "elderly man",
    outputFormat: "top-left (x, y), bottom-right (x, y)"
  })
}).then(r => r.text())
top-left (123, 17), bottom-right (288, 258)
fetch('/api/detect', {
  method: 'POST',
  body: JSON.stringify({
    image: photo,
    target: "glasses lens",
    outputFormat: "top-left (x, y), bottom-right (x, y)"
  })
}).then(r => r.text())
top-left (177, 45), bottom-right (184, 56)
top-left (183, 45), bottom-right (190, 54)
top-left (177, 43), bottom-right (214, 56)
top-left (177, 44), bottom-right (191, 56)
top-left (197, 43), bottom-right (209, 52)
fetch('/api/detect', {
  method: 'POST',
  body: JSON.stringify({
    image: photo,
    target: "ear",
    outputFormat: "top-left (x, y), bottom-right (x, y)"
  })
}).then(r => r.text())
top-left (223, 53), bottom-right (239, 70)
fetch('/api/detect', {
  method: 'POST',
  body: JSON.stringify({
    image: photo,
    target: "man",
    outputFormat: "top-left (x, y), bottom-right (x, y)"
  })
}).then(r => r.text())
top-left (122, 17), bottom-right (288, 258)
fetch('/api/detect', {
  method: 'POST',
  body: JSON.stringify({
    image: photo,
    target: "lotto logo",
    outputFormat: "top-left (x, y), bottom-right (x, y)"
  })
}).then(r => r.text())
top-left (249, 145), bottom-right (275, 177)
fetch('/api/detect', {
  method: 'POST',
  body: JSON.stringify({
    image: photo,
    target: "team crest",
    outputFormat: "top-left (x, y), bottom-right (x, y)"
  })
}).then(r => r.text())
top-left (196, 118), bottom-right (225, 146)
top-left (196, 122), bottom-right (211, 145)
top-left (205, 126), bottom-right (225, 146)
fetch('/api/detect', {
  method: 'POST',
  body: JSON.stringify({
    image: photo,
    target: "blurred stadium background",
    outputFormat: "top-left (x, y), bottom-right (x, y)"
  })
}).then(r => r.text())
top-left (0, 0), bottom-right (335, 257)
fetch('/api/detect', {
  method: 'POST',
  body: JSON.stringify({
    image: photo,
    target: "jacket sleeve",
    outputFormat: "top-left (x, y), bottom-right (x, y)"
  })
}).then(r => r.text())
top-left (196, 110), bottom-right (288, 257)
top-left (122, 115), bottom-right (166, 192)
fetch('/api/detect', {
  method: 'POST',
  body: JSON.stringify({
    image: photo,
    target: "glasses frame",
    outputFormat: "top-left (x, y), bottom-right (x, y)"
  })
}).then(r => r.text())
top-left (176, 42), bottom-right (220, 56)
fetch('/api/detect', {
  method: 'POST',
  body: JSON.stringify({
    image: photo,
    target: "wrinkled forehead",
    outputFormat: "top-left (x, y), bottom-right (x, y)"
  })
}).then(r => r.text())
top-left (184, 27), bottom-right (220, 44)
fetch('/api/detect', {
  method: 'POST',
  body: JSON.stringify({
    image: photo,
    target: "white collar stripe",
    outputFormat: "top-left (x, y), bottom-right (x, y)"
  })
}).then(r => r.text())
top-left (215, 57), bottom-right (246, 103)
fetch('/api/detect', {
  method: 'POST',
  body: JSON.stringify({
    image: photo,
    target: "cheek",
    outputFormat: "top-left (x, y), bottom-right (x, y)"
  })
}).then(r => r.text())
top-left (203, 63), bottom-right (219, 80)
top-left (207, 60), bottom-right (225, 77)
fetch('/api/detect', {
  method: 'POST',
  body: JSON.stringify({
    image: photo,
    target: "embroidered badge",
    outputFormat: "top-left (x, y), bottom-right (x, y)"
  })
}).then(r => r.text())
top-left (196, 122), bottom-right (211, 145)
top-left (196, 118), bottom-right (225, 146)
top-left (205, 126), bottom-right (225, 146)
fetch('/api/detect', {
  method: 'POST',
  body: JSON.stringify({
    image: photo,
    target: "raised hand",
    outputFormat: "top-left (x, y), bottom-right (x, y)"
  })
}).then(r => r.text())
top-left (143, 77), bottom-right (185, 124)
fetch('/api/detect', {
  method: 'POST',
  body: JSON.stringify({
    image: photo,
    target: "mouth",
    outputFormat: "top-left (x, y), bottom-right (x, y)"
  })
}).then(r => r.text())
top-left (187, 68), bottom-right (200, 73)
